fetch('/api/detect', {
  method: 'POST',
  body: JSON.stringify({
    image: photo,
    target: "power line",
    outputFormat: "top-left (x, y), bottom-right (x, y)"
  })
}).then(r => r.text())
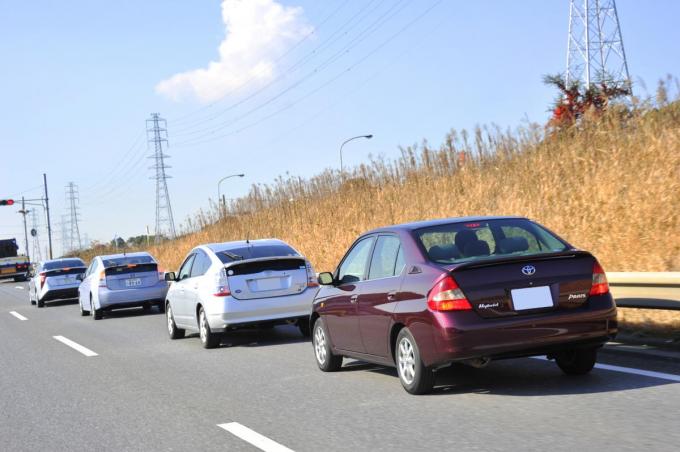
top-left (174, 0), bottom-right (442, 148)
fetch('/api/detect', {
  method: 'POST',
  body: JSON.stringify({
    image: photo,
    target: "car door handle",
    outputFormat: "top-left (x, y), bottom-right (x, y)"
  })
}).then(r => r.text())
top-left (387, 292), bottom-right (397, 301)
top-left (350, 295), bottom-right (358, 303)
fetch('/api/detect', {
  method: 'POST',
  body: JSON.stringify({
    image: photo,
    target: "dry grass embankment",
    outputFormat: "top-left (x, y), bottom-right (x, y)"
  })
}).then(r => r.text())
top-left (81, 100), bottom-right (680, 334)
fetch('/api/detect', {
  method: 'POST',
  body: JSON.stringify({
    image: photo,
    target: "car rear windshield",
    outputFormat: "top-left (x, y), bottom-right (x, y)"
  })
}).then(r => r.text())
top-left (43, 259), bottom-right (86, 270)
top-left (415, 219), bottom-right (569, 265)
top-left (102, 255), bottom-right (155, 268)
top-left (216, 244), bottom-right (300, 263)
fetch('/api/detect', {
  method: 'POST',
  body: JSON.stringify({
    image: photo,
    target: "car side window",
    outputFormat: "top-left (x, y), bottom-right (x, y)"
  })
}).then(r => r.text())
top-left (178, 254), bottom-right (196, 281)
top-left (190, 250), bottom-right (211, 277)
top-left (337, 236), bottom-right (375, 284)
top-left (368, 235), bottom-right (402, 280)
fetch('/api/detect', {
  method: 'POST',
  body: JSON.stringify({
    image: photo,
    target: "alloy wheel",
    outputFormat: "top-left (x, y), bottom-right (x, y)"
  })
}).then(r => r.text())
top-left (199, 311), bottom-right (208, 343)
top-left (397, 337), bottom-right (416, 385)
top-left (314, 325), bottom-right (327, 365)
top-left (167, 306), bottom-right (174, 335)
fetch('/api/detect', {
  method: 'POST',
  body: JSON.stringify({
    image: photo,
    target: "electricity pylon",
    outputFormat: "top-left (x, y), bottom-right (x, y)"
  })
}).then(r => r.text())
top-left (65, 182), bottom-right (82, 252)
top-left (146, 113), bottom-right (176, 243)
top-left (566, 0), bottom-right (632, 93)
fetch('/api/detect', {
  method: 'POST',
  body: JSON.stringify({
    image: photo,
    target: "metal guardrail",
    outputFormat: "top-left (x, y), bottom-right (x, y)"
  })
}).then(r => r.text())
top-left (608, 272), bottom-right (680, 311)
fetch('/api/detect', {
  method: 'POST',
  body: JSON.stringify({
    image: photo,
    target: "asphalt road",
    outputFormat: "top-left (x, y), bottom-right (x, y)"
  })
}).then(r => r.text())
top-left (1, 279), bottom-right (679, 452)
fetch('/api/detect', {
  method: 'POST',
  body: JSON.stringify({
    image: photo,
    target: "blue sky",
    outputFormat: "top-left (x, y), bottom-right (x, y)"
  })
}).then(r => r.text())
top-left (1, 0), bottom-right (679, 258)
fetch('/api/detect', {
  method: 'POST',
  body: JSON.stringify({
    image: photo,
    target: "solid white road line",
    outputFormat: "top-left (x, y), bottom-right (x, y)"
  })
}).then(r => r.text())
top-left (530, 356), bottom-right (680, 382)
top-left (53, 336), bottom-right (98, 357)
top-left (9, 311), bottom-right (28, 321)
top-left (218, 422), bottom-right (294, 452)
top-left (15, 286), bottom-right (24, 290)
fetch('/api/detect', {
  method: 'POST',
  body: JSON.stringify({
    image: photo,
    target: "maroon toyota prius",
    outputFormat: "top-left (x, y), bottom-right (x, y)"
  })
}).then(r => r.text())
top-left (310, 216), bottom-right (617, 394)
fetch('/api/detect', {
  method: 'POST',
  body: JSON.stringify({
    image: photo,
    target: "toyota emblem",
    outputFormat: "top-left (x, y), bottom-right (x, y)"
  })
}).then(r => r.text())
top-left (521, 265), bottom-right (536, 276)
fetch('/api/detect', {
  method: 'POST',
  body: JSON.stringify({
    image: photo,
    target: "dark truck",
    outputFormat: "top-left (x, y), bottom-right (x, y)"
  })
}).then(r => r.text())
top-left (0, 239), bottom-right (30, 282)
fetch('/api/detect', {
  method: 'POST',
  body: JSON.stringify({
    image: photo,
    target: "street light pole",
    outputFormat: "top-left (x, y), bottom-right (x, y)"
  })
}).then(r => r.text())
top-left (339, 134), bottom-right (373, 173)
top-left (43, 173), bottom-right (53, 259)
top-left (217, 173), bottom-right (245, 217)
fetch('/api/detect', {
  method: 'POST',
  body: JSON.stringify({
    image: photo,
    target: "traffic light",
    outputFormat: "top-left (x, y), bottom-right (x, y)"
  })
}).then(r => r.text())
top-left (0, 199), bottom-right (15, 206)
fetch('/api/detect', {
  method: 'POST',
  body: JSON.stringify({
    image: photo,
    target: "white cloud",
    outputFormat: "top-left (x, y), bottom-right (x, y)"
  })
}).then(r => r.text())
top-left (156, 0), bottom-right (311, 103)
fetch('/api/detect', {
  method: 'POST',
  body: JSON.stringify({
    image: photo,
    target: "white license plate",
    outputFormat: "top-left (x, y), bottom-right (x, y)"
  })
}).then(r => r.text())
top-left (125, 278), bottom-right (142, 288)
top-left (63, 277), bottom-right (76, 285)
top-left (254, 277), bottom-right (282, 291)
top-left (511, 286), bottom-right (553, 310)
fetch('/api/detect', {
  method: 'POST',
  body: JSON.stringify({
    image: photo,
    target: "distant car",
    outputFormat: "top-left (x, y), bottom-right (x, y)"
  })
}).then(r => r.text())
top-left (311, 216), bottom-right (618, 394)
top-left (77, 252), bottom-right (168, 319)
top-left (164, 239), bottom-right (318, 348)
top-left (28, 258), bottom-right (87, 307)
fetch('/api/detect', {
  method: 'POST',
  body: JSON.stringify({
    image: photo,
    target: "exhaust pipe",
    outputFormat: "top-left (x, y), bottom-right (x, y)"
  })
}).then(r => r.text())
top-left (464, 357), bottom-right (491, 368)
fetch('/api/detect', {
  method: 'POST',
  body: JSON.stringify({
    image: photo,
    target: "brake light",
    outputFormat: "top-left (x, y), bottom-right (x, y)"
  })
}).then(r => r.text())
top-left (39, 272), bottom-right (46, 288)
top-left (98, 270), bottom-right (107, 287)
top-left (213, 268), bottom-right (231, 297)
top-left (305, 260), bottom-right (318, 288)
top-left (589, 261), bottom-right (609, 296)
top-left (427, 274), bottom-right (472, 311)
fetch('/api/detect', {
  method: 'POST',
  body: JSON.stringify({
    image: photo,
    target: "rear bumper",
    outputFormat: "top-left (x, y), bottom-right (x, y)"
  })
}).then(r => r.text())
top-left (41, 287), bottom-right (79, 302)
top-left (424, 294), bottom-right (618, 367)
top-left (98, 284), bottom-right (168, 309)
top-left (205, 290), bottom-right (315, 330)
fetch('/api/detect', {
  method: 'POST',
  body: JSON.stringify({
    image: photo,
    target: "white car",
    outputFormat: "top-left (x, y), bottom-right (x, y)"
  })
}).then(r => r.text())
top-left (164, 239), bottom-right (318, 348)
top-left (29, 258), bottom-right (87, 308)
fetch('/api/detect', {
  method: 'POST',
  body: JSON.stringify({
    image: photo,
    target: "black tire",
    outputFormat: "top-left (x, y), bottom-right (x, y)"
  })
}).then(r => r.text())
top-left (79, 301), bottom-right (90, 317)
top-left (14, 276), bottom-right (26, 282)
top-left (395, 328), bottom-right (435, 395)
top-left (298, 317), bottom-right (311, 338)
top-left (198, 307), bottom-right (220, 349)
top-left (142, 303), bottom-right (151, 311)
top-left (166, 303), bottom-right (185, 340)
top-left (157, 302), bottom-right (165, 314)
top-left (37, 298), bottom-right (45, 308)
top-left (555, 348), bottom-right (597, 375)
top-left (30, 291), bottom-right (36, 306)
top-left (312, 317), bottom-right (343, 372)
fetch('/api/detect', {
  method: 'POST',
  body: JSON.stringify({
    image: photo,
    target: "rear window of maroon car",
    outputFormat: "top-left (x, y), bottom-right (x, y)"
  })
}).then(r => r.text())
top-left (415, 219), bottom-right (568, 264)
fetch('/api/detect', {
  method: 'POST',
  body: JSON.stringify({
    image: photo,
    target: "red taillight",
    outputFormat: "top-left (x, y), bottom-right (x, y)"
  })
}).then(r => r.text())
top-left (589, 261), bottom-right (609, 296)
top-left (39, 272), bottom-right (46, 288)
top-left (98, 270), bottom-right (107, 287)
top-left (213, 269), bottom-right (231, 297)
top-left (305, 260), bottom-right (319, 288)
top-left (427, 274), bottom-right (472, 311)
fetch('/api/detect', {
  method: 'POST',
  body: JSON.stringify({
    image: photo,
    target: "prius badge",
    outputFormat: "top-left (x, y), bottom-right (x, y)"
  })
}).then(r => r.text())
top-left (521, 265), bottom-right (536, 276)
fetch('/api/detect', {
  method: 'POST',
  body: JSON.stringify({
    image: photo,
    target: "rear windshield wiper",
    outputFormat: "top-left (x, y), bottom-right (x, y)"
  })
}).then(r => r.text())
top-left (221, 251), bottom-right (244, 261)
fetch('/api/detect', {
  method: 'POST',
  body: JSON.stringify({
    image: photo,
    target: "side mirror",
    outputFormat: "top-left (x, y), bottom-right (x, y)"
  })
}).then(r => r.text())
top-left (164, 272), bottom-right (177, 282)
top-left (317, 272), bottom-right (335, 286)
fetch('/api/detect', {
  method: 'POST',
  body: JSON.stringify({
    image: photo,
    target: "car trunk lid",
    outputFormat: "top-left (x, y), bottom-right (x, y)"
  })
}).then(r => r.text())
top-left (447, 251), bottom-right (596, 318)
top-left (105, 263), bottom-right (159, 290)
top-left (45, 267), bottom-right (86, 286)
top-left (225, 257), bottom-right (308, 300)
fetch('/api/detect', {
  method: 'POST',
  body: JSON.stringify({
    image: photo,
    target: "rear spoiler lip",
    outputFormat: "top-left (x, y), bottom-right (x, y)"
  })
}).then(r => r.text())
top-left (222, 255), bottom-right (305, 269)
top-left (44, 267), bottom-right (87, 274)
top-left (443, 249), bottom-right (593, 272)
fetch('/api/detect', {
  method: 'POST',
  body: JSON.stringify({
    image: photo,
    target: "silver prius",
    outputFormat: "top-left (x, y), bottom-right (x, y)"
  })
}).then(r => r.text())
top-left (164, 239), bottom-right (318, 348)
top-left (77, 252), bottom-right (168, 319)
top-left (29, 258), bottom-right (87, 308)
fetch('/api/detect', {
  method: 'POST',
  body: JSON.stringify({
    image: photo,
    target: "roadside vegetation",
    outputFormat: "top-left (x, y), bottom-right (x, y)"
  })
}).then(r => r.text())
top-left (77, 79), bottom-right (680, 335)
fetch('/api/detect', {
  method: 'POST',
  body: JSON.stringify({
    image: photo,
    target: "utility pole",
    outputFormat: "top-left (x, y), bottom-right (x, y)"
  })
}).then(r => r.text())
top-left (43, 173), bottom-right (53, 259)
top-left (30, 209), bottom-right (42, 262)
top-left (18, 197), bottom-right (30, 262)
top-left (566, 0), bottom-right (632, 94)
top-left (65, 182), bottom-right (82, 253)
top-left (146, 113), bottom-right (176, 243)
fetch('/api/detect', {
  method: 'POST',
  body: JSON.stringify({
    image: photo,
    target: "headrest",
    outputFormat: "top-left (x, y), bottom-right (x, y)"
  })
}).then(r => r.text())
top-left (498, 237), bottom-right (529, 254)
top-left (428, 244), bottom-right (460, 262)
top-left (455, 229), bottom-right (477, 250)
top-left (463, 240), bottom-right (490, 257)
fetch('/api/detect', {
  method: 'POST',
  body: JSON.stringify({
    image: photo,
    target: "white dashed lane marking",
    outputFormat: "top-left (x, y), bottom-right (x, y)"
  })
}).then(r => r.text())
top-left (53, 336), bottom-right (98, 357)
top-left (530, 356), bottom-right (680, 382)
top-left (9, 311), bottom-right (28, 321)
top-left (218, 422), bottom-right (294, 452)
